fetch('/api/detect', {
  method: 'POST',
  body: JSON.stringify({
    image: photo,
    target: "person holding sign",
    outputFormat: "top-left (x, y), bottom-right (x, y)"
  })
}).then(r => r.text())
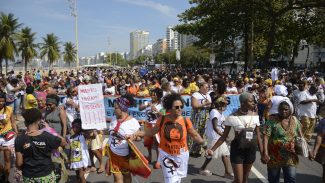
top-left (207, 92), bottom-right (263, 183)
top-left (135, 93), bottom-right (204, 183)
top-left (107, 94), bottom-right (142, 183)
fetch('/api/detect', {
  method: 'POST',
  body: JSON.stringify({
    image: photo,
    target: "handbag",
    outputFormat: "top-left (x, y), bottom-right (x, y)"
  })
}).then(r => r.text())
top-left (294, 117), bottom-right (309, 157)
top-left (236, 116), bottom-right (257, 149)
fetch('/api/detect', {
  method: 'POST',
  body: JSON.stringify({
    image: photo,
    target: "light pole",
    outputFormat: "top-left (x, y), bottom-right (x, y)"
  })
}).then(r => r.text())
top-left (68, 0), bottom-right (79, 69)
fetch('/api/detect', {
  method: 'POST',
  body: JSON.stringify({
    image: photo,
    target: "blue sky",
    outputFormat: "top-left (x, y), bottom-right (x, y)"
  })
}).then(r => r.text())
top-left (1, 0), bottom-right (190, 57)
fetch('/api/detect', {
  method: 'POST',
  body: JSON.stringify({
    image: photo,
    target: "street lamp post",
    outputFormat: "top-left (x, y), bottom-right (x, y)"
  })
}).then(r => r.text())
top-left (68, 0), bottom-right (79, 69)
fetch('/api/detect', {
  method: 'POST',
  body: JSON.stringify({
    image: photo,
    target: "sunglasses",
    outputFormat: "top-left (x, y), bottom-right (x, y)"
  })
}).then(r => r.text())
top-left (174, 105), bottom-right (184, 109)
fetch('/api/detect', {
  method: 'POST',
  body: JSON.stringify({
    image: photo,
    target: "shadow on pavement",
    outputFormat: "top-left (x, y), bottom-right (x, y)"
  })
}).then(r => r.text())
top-left (296, 173), bottom-right (322, 183)
top-left (190, 179), bottom-right (226, 183)
top-left (187, 164), bottom-right (201, 175)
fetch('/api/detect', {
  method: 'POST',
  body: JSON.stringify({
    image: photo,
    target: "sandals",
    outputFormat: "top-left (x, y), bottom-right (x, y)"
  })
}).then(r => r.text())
top-left (199, 169), bottom-right (212, 176)
top-left (223, 173), bottom-right (234, 179)
top-left (97, 168), bottom-right (105, 174)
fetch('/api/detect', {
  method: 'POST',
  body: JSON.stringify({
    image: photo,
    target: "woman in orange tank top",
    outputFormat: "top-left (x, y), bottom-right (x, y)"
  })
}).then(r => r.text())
top-left (135, 93), bottom-right (204, 183)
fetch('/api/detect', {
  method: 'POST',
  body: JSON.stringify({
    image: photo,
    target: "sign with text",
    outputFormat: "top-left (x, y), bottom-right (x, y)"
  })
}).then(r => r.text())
top-left (103, 95), bottom-right (192, 121)
top-left (223, 95), bottom-right (240, 116)
top-left (78, 84), bottom-right (106, 130)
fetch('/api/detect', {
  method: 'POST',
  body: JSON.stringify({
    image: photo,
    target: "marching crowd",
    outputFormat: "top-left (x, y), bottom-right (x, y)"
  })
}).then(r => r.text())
top-left (0, 67), bottom-right (324, 183)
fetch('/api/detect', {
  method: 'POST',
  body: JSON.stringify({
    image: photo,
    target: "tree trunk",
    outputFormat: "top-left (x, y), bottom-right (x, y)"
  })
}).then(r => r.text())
top-left (5, 59), bottom-right (8, 75)
top-left (230, 40), bottom-right (236, 74)
top-left (263, 17), bottom-right (277, 70)
top-left (290, 39), bottom-right (300, 68)
top-left (243, 26), bottom-right (250, 72)
top-left (25, 58), bottom-right (28, 72)
top-left (0, 60), bottom-right (2, 75)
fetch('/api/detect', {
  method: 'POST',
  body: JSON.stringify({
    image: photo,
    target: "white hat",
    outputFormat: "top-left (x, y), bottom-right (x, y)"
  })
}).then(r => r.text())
top-left (274, 85), bottom-right (288, 96)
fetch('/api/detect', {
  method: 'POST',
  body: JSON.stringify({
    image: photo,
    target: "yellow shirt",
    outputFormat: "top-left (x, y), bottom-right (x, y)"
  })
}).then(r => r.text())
top-left (24, 94), bottom-right (38, 109)
top-left (0, 106), bottom-right (13, 135)
top-left (182, 87), bottom-right (192, 95)
top-left (137, 89), bottom-right (149, 97)
top-left (189, 82), bottom-right (199, 93)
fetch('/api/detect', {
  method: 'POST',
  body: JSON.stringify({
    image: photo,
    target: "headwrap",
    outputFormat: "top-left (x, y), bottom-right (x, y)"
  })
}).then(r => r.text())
top-left (279, 98), bottom-right (294, 114)
top-left (46, 98), bottom-right (58, 106)
top-left (115, 97), bottom-right (130, 112)
top-left (36, 91), bottom-right (47, 100)
top-left (274, 85), bottom-right (288, 96)
top-left (265, 79), bottom-right (272, 86)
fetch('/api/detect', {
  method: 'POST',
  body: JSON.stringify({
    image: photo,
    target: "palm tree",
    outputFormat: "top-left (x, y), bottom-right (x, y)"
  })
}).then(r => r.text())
top-left (17, 27), bottom-right (38, 72)
top-left (63, 42), bottom-right (76, 67)
top-left (39, 33), bottom-right (60, 69)
top-left (0, 13), bottom-right (22, 74)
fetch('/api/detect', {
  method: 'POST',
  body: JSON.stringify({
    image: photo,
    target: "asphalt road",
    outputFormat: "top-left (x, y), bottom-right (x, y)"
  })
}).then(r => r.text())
top-left (4, 120), bottom-right (323, 183)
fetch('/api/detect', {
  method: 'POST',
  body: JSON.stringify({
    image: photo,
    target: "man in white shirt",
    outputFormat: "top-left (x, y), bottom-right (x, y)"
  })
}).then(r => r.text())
top-left (296, 82), bottom-right (319, 144)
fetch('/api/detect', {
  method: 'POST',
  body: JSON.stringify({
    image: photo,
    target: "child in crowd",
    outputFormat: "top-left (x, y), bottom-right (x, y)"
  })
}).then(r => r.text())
top-left (69, 119), bottom-right (90, 183)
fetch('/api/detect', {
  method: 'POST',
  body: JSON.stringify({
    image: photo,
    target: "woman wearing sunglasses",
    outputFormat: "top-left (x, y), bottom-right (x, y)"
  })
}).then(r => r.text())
top-left (135, 93), bottom-right (204, 183)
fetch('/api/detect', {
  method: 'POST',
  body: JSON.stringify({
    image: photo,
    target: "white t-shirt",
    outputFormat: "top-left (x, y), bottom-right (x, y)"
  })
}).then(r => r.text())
top-left (269, 96), bottom-right (288, 115)
top-left (108, 118), bottom-right (140, 156)
top-left (145, 103), bottom-right (163, 124)
top-left (297, 91), bottom-right (318, 118)
top-left (224, 115), bottom-right (260, 132)
top-left (205, 109), bottom-right (225, 140)
top-left (105, 85), bottom-right (116, 95)
top-left (171, 85), bottom-right (183, 94)
top-left (226, 86), bottom-right (238, 94)
top-left (192, 92), bottom-right (212, 106)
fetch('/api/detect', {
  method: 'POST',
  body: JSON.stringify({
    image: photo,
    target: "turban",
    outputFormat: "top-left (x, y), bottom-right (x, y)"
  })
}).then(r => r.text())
top-left (116, 97), bottom-right (130, 112)
top-left (274, 85), bottom-right (288, 97)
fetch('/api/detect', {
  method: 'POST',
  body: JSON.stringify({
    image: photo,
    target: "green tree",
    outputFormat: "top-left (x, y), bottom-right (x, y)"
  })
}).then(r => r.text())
top-left (17, 27), bottom-right (38, 72)
top-left (40, 33), bottom-right (60, 69)
top-left (0, 12), bottom-right (22, 74)
top-left (176, 0), bottom-right (325, 70)
top-left (62, 42), bottom-right (76, 67)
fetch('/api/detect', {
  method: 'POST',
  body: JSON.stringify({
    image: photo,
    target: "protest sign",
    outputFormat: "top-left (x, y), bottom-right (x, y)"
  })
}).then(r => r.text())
top-left (78, 84), bottom-right (106, 130)
top-left (223, 95), bottom-right (240, 116)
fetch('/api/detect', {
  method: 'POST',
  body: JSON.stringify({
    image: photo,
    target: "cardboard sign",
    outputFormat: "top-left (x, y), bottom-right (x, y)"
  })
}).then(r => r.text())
top-left (78, 84), bottom-right (106, 130)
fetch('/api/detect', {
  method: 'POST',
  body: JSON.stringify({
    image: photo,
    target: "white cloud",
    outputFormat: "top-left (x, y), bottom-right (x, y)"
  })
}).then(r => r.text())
top-left (115, 0), bottom-right (175, 16)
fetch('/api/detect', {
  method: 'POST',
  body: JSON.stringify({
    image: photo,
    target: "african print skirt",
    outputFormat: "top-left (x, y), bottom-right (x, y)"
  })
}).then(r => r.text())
top-left (23, 171), bottom-right (56, 183)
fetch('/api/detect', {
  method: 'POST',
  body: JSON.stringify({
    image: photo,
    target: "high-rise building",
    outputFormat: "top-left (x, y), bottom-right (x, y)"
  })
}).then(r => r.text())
top-left (166, 25), bottom-right (179, 51)
top-left (152, 38), bottom-right (167, 56)
top-left (130, 30), bottom-right (149, 60)
top-left (179, 34), bottom-right (199, 49)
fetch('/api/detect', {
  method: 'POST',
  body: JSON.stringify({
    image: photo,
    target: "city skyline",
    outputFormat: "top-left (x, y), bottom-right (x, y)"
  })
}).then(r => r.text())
top-left (1, 0), bottom-right (190, 57)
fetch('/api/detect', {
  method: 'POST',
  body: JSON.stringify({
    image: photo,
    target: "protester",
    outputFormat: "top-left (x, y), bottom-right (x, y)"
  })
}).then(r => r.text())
top-left (23, 86), bottom-right (38, 110)
top-left (0, 91), bottom-right (18, 182)
top-left (200, 96), bottom-right (233, 178)
top-left (296, 81), bottom-right (319, 144)
top-left (262, 98), bottom-right (302, 183)
top-left (139, 88), bottom-right (164, 169)
top-left (69, 119), bottom-right (90, 183)
top-left (15, 108), bottom-right (66, 182)
top-left (45, 94), bottom-right (68, 137)
top-left (135, 93), bottom-right (204, 183)
top-left (207, 92), bottom-right (263, 183)
top-left (107, 94), bottom-right (141, 183)
top-left (190, 81), bottom-right (211, 157)
top-left (311, 105), bottom-right (325, 182)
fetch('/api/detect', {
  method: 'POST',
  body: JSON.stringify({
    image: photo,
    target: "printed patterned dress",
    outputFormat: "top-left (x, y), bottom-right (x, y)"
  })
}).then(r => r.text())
top-left (263, 117), bottom-right (301, 168)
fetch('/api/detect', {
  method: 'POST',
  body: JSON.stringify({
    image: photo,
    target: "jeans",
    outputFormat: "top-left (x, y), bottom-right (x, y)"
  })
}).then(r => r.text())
top-left (268, 166), bottom-right (296, 183)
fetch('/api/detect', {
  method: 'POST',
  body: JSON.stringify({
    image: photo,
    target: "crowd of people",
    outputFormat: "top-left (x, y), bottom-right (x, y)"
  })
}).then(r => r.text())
top-left (0, 66), bottom-right (324, 183)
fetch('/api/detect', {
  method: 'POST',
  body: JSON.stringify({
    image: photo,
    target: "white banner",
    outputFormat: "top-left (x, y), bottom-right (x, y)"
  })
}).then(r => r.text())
top-left (78, 84), bottom-right (106, 130)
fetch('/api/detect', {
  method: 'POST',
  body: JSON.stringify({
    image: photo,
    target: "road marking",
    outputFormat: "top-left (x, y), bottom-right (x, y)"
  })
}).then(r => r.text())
top-left (85, 137), bottom-right (109, 179)
top-left (251, 166), bottom-right (268, 183)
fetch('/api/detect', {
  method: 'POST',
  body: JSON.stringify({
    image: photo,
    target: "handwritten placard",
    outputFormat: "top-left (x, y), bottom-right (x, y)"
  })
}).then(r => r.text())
top-left (78, 84), bottom-right (106, 130)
